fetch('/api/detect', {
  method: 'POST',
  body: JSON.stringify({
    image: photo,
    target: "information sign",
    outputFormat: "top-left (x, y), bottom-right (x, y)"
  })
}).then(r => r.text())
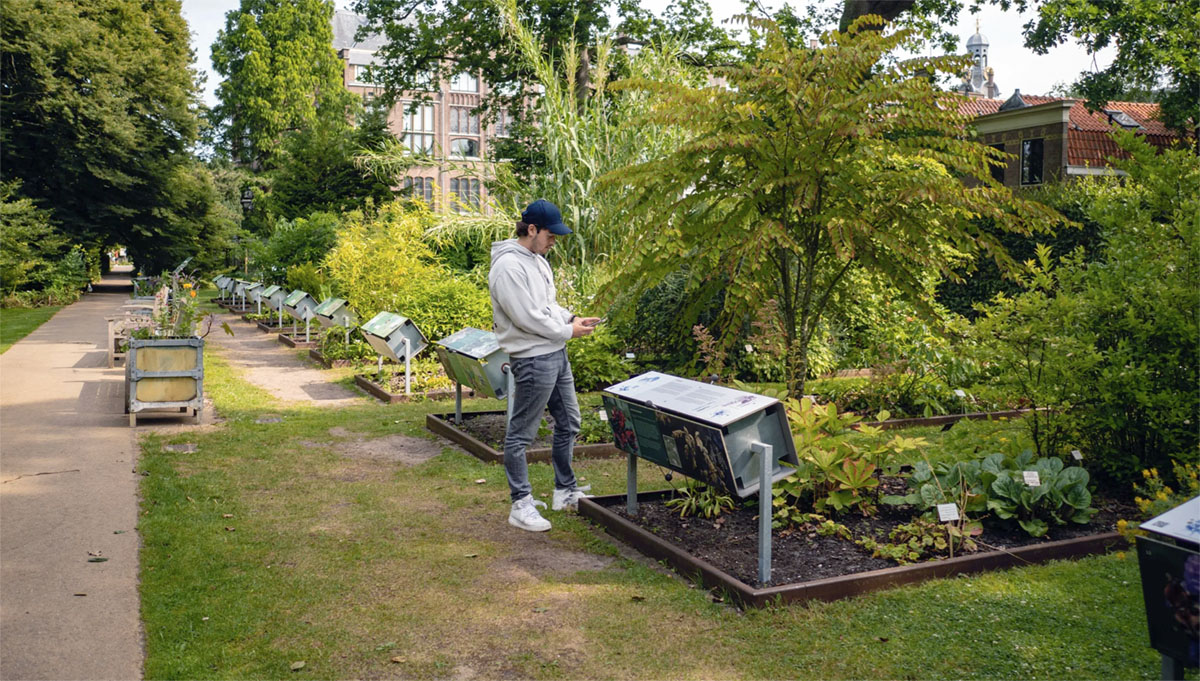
top-left (434, 327), bottom-right (510, 399)
top-left (360, 311), bottom-right (427, 363)
top-left (602, 372), bottom-right (798, 498)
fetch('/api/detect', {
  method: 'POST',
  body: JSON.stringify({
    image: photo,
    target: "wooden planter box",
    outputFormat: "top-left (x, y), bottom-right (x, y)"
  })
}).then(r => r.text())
top-left (125, 337), bottom-right (204, 427)
top-left (580, 490), bottom-right (1124, 609)
top-left (425, 409), bottom-right (622, 464)
top-left (353, 374), bottom-right (458, 404)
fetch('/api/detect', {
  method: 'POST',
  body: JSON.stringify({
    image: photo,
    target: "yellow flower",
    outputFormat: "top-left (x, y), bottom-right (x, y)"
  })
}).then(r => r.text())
top-left (1117, 519), bottom-right (1128, 530)
top-left (1115, 551), bottom-right (1127, 560)
top-left (1150, 468), bottom-right (1159, 477)
top-left (1142, 469), bottom-right (1152, 478)
top-left (1156, 491), bottom-right (1168, 500)
top-left (183, 282), bottom-right (193, 289)
top-left (189, 290), bottom-right (196, 298)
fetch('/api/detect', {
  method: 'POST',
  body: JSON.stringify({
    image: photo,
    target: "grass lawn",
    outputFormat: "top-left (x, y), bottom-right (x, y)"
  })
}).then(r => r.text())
top-left (137, 347), bottom-right (1170, 680)
top-left (0, 305), bottom-right (62, 354)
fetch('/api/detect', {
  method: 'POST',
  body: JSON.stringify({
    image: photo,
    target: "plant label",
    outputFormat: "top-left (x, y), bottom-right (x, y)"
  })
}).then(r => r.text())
top-left (744, 343), bottom-right (754, 353)
top-left (937, 503), bottom-right (960, 522)
top-left (1023, 470), bottom-right (1041, 486)
top-left (1071, 449), bottom-right (1083, 460)
top-left (954, 389), bottom-right (966, 398)
top-left (598, 410), bottom-right (608, 421)
top-left (625, 353), bottom-right (636, 360)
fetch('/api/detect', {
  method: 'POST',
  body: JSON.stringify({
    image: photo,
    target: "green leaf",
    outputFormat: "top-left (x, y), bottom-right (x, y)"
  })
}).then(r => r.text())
top-left (1018, 519), bottom-right (1049, 537)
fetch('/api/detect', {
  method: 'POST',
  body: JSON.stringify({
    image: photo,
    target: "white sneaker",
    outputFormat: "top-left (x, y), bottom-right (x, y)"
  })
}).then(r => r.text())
top-left (509, 495), bottom-right (551, 532)
top-left (551, 484), bottom-right (592, 511)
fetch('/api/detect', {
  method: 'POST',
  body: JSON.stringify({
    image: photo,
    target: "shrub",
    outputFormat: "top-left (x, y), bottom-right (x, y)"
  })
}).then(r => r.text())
top-left (285, 262), bottom-right (330, 300)
top-left (323, 203), bottom-right (491, 341)
top-left (258, 212), bottom-right (340, 281)
top-left (971, 133), bottom-right (1199, 488)
top-left (567, 324), bottom-right (633, 392)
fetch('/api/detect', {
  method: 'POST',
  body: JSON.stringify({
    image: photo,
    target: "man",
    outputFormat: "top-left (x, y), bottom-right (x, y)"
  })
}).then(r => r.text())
top-left (489, 199), bottom-right (600, 532)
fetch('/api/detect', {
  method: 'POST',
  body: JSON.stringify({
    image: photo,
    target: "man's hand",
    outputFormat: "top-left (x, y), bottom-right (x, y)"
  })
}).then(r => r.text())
top-left (571, 317), bottom-right (601, 338)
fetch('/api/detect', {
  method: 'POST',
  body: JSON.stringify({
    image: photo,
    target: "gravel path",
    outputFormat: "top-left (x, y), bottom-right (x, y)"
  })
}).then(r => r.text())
top-left (204, 311), bottom-right (363, 406)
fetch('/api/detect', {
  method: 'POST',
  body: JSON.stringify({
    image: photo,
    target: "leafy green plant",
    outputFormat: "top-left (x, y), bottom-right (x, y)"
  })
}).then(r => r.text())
top-left (577, 409), bottom-right (612, 445)
top-left (744, 386), bottom-right (926, 519)
top-left (317, 326), bottom-right (374, 362)
top-left (857, 518), bottom-right (977, 565)
top-left (984, 451), bottom-right (1097, 537)
top-left (566, 324), bottom-right (633, 392)
top-left (665, 479), bottom-right (736, 519)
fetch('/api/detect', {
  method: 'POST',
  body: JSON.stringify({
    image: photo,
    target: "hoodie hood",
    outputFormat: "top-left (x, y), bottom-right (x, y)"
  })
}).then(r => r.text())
top-left (490, 239), bottom-right (531, 267)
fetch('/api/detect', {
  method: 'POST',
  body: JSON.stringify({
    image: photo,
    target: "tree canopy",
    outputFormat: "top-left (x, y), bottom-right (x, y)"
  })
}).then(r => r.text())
top-left (210, 0), bottom-right (354, 168)
top-left (1, 0), bottom-right (221, 272)
top-left (600, 16), bottom-right (1063, 396)
top-left (348, 0), bottom-right (737, 119)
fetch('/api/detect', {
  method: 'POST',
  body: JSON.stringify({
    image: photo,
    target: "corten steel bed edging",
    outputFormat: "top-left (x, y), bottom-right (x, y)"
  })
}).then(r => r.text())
top-left (426, 410), bottom-right (624, 464)
top-left (277, 333), bottom-right (318, 349)
top-left (309, 349), bottom-right (356, 369)
top-left (859, 409), bottom-right (1036, 431)
top-left (353, 374), bottom-right (459, 404)
top-left (579, 491), bottom-right (1125, 609)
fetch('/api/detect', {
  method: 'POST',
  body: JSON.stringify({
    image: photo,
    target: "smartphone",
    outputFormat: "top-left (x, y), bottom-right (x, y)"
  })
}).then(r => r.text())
top-left (585, 316), bottom-right (606, 327)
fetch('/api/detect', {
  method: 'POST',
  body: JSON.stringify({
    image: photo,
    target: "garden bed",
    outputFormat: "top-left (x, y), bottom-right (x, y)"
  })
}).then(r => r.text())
top-left (353, 373), bottom-right (457, 403)
top-left (310, 348), bottom-right (356, 369)
top-left (581, 488), bottom-right (1128, 609)
top-left (859, 408), bottom-right (1036, 430)
top-left (427, 409), bottom-right (622, 463)
top-left (277, 331), bottom-right (318, 348)
top-left (253, 319), bottom-right (286, 333)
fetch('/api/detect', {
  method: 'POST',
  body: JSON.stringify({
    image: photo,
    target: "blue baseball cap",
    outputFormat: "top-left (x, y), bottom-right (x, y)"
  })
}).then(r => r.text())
top-left (521, 199), bottom-right (572, 235)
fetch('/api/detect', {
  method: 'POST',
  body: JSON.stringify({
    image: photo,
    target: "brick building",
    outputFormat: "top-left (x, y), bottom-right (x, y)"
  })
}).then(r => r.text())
top-left (960, 91), bottom-right (1180, 188)
top-left (332, 10), bottom-right (503, 212)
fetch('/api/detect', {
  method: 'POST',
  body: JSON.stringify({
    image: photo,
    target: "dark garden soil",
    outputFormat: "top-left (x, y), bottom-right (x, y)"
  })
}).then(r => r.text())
top-left (601, 476), bottom-right (1135, 588)
top-left (455, 411), bottom-right (558, 450)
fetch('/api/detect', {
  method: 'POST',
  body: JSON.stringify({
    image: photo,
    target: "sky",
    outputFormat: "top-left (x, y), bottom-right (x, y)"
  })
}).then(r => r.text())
top-left (181, 0), bottom-right (1113, 110)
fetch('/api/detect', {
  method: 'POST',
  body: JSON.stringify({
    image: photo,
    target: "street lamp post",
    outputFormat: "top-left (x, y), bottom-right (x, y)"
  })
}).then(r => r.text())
top-left (238, 189), bottom-right (253, 276)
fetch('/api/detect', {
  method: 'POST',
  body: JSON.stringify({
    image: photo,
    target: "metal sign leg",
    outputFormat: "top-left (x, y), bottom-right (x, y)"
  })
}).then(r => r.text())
top-left (305, 318), bottom-right (311, 343)
top-left (753, 441), bottom-right (773, 586)
top-left (626, 452), bottom-right (638, 516)
top-left (454, 383), bottom-right (463, 425)
top-left (403, 338), bottom-right (411, 396)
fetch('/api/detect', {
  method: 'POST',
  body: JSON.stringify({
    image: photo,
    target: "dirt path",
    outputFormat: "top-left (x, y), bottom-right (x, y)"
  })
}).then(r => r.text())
top-left (204, 312), bottom-right (363, 406)
top-left (0, 273), bottom-right (145, 680)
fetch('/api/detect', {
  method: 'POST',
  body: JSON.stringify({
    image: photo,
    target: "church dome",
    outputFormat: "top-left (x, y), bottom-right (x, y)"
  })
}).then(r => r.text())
top-left (966, 30), bottom-right (988, 48)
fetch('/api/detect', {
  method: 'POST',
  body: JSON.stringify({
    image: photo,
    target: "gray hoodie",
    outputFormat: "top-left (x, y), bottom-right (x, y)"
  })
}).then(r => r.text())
top-left (488, 239), bottom-right (574, 358)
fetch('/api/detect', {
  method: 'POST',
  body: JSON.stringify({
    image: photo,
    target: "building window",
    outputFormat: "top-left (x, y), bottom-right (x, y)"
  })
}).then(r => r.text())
top-left (449, 178), bottom-right (481, 213)
top-left (352, 63), bottom-right (376, 86)
top-left (449, 138), bottom-right (479, 158)
top-left (1021, 138), bottom-right (1043, 186)
top-left (404, 176), bottom-right (435, 205)
top-left (402, 103), bottom-right (435, 155)
top-left (450, 107), bottom-right (479, 134)
top-left (989, 143), bottom-right (1006, 184)
top-left (451, 72), bottom-right (478, 93)
top-left (491, 109), bottom-right (513, 138)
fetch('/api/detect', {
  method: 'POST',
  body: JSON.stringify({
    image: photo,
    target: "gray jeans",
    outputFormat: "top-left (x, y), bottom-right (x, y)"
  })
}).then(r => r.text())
top-left (503, 348), bottom-right (581, 502)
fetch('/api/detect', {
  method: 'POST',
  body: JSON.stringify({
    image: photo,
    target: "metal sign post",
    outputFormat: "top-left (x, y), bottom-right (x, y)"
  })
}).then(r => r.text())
top-left (754, 442), bottom-right (773, 585)
top-left (403, 337), bottom-right (412, 395)
top-left (626, 452), bottom-right (638, 516)
top-left (503, 364), bottom-right (515, 428)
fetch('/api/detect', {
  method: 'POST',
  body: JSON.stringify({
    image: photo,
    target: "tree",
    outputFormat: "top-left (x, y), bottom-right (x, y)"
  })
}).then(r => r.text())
top-left (1, 0), bottom-right (212, 272)
top-left (599, 17), bottom-right (1061, 396)
top-left (210, 0), bottom-right (353, 168)
top-left (267, 101), bottom-right (396, 220)
top-left (349, 0), bottom-right (736, 119)
top-left (838, 0), bottom-right (1199, 143)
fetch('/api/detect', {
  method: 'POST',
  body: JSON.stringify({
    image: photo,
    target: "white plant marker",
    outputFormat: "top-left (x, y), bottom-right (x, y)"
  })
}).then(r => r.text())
top-left (937, 503), bottom-right (961, 522)
top-left (1023, 470), bottom-right (1041, 486)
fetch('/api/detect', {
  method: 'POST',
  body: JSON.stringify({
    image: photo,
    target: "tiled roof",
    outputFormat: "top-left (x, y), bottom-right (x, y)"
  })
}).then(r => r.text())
top-left (957, 95), bottom-right (1180, 167)
top-left (332, 10), bottom-right (387, 51)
